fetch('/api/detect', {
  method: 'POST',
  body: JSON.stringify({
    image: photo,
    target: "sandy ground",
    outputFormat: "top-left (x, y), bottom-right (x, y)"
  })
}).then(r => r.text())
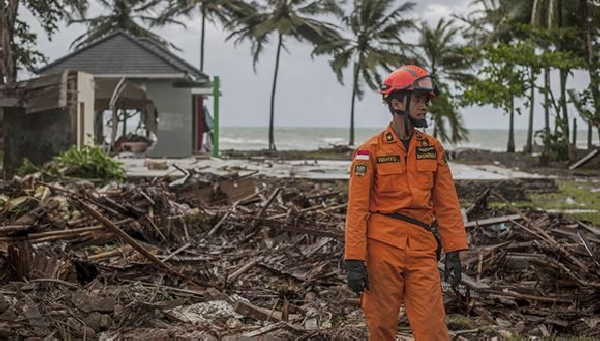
top-left (119, 156), bottom-right (547, 180)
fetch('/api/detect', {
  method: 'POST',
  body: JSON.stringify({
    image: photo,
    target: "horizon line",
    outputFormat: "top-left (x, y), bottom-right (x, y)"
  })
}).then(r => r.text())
top-left (219, 126), bottom-right (558, 131)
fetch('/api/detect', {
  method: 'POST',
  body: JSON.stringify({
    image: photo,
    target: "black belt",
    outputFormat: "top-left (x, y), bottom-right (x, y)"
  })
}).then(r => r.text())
top-left (376, 211), bottom-right (442, 261)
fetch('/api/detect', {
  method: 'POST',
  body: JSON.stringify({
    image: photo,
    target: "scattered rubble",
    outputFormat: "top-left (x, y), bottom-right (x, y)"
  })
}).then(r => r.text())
top-left (0, 167), bottom-right (598, 339)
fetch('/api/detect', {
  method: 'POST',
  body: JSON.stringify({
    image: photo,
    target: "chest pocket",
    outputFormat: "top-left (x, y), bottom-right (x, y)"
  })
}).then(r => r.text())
top-left (376, 162), bottom-right (405, 193)
top-left (416, 160), bottom-right (437, 190)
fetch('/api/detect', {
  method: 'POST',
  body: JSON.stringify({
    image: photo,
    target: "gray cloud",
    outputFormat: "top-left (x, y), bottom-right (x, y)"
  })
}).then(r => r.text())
top-left (21, 0), bottom-right (592, 133)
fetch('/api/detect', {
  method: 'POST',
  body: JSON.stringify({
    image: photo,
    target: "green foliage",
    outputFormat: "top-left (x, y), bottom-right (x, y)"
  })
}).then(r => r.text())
top-left (315, 0), bottom-right (415, 95)
top-left (227, 0), bottom-right (343, 70)
top-left (429, 91), bottom-right (469, 144)
top-left (16, 159), bottom-right (39, 176)
top-left (2, 0), bottom-right (88, 81)
top-left (535, 128), bottom-right (568, 162)
top-left (311, 0), bottom-right (415, 145)
top-left (460, 44), bottom-right (528, 112)
top-left (68, 0), bottom-right (170, 49)
top-left (416, 18), bottom-right (470, 144)
top-left (54, 145), bottom-right (126, 181)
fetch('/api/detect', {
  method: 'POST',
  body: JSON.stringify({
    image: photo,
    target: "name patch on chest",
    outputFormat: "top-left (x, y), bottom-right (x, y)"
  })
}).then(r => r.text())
top-left (376, 155), bottom-right (401, 164)
top-left (416, 146), bottom-right (437, 160)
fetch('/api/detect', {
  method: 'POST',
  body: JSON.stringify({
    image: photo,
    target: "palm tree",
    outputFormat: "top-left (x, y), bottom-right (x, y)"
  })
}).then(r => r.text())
top-left (315, 0), bottom-right (415, 146)
top-left (415, 18), bottom-right (470, 144)
top-left (157, 0), bottom-right (255, 72)
top-left (68, 0), bottom-right (170, 49)
top-left (227, 0), bottom-right (343, 151)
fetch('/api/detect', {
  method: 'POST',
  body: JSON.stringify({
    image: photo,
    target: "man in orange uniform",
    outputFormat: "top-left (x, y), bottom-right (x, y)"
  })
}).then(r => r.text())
top-left (344, 65), bottom-right (468, 340)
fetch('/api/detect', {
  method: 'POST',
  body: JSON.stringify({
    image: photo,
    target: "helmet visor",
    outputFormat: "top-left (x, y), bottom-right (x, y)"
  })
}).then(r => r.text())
top-left (412, 76), bottom-right (434, 92)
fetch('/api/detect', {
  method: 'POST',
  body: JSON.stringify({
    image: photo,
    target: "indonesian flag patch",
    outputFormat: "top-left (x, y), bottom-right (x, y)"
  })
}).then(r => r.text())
top-left (354, 150), bottom-right (370, 161)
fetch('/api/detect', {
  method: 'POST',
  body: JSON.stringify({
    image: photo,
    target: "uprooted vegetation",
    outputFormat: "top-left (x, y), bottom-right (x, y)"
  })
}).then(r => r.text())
top-left (16, 145), bottom-right (126, 182)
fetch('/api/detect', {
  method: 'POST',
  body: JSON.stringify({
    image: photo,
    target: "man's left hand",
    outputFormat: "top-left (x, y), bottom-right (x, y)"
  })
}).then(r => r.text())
top-left (444, 251), bottom-right (462, 286)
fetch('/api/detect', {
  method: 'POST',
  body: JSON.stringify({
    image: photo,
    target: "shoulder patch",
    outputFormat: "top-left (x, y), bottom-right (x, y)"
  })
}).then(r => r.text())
top-left (353, 163), bottom-right (368, 176)
top-left (384, 132), bottom-right (395, 143)
top-left (416, 146), bottom-right (437, 160)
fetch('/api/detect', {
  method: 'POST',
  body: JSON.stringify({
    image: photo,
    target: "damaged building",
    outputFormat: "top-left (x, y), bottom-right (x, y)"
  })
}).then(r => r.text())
top-left (36, 31), bottom-right (215, 159)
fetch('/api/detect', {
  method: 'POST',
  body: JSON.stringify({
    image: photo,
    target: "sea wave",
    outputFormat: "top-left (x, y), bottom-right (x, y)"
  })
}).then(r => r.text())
top-left (220, 137), bottom-right (267, 145)
top-left (321, 137), bottom-right (346, 145)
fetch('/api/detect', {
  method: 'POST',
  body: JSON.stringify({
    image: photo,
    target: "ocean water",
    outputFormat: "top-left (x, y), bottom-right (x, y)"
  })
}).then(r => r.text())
top-left (220, 127), bottom-right (600, 151)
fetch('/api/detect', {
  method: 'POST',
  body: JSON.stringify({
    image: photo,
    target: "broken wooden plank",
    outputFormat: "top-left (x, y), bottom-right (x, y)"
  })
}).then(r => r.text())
top-left (160, 243), bottom-right (191, 262)
top-left (243, 321), bottom-right (286, 337)
top-left (464, 214), bottom-right (522, 228)
top-left (227, 258), bottom-right (260, 283)
top-left (233, 300), bottom-right (299, 322)
top-left (569, 149), bottom-right (599, 170)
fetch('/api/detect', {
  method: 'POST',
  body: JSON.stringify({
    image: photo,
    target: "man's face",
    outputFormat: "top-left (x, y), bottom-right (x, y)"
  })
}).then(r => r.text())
top-left (408, 93), bottom-right (430, 121)
top-left (390, 93), bottom-right (430, 119)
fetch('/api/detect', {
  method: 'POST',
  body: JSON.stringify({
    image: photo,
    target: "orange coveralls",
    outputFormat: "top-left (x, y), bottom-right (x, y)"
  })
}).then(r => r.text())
top-left (344, 125), bottom-right (468, 340)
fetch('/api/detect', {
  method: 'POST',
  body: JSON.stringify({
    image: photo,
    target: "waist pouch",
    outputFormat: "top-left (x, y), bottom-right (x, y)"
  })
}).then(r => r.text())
top-left (377, 211), bottom-right (442, 261)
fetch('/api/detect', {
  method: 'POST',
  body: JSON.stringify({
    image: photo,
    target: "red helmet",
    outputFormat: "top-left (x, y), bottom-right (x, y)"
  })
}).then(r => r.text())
top-left (380, 65), bottom-right (435, 98)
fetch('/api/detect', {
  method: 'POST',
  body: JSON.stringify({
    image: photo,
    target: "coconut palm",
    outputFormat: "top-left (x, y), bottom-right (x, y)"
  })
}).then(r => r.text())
top-left (227, 0), bottom-right (343, 151)
top-left (68, 0), bottom-right (170, 49)
top-left (315, 0), bottom-right (415, 146)
top-left (415, 18), bottom-right (470, 144)
top-left (157, 0), bottom-right (256, 72)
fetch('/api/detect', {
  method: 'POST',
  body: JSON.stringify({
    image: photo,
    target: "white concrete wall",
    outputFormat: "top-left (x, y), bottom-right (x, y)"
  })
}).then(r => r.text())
top-left (76, 72), bottom-right (96, 146)
top-left (143, 79), bottom-right (193, 158)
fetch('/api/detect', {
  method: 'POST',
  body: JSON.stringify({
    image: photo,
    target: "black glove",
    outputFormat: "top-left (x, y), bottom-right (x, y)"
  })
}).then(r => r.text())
top-left (444, 251), bottom-right (462, 286)
top-left (345, 260), bottom-right (369, 294)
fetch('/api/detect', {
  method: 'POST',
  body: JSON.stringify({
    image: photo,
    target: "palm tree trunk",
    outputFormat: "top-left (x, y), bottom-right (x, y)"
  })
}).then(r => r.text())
top-left (507, 95), bottom-right (515, 152)
top-left (572, 118), bottom-right (577, 146)
top-left (525, 67), bottom-right (535, 153)
top-left (349, 59), bottom-right (360, 146)
top-left (544, 68), bottom-right (550, 135)
top-left (268, 33), bottom-right (283, 151)
top-left (559, 68), bottom-right (569, 142)
top-left (122, 110), bottom-right (127, 137)
top-left (1, 0), bottom-right (19, 85)
top-left (200, 4), bottom-right (206, 72)
top-left (588, 122), bottom-right (593, 150)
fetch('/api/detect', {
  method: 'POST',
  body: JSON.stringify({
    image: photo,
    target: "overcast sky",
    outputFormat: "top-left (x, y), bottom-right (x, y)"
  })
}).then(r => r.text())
top-left (22, 0), bottom-right (592, 130)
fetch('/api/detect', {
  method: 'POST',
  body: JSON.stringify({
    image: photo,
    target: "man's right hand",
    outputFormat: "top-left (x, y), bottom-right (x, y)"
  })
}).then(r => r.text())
top-left (345, 260), bottom-right (369, 294)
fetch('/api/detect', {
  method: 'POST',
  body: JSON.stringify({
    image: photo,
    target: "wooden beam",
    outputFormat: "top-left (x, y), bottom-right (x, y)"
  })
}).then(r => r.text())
top-left (464, 214), bottom-right (522, 228)
top-left (569, 149), bottom-right (599, 170)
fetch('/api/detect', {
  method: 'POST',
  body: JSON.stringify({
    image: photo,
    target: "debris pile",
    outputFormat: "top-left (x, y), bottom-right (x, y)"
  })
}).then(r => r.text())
top-left (0, 171), bottom-right (598, 339)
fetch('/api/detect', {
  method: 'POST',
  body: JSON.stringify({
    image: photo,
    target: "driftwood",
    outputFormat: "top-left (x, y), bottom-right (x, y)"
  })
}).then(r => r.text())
top-left (569, 149), bottom-right (599, 170)
top-left (464, 214), bottom-right (522, 228)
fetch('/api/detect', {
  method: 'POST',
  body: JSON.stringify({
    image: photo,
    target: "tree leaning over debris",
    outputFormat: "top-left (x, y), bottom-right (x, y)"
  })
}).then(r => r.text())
top-left (415, 18), bottom-right (470, 144)
top-left (156, 0), bottom-right (256, 72)
top-left (68, 0), bottom-right (171, 50)
top-left (227, 0), bottom-right (343, 151)
top-left (314, 0), bottom-right (415, 146)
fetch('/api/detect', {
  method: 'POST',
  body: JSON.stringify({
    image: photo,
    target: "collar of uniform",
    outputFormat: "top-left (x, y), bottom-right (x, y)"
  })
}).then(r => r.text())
top-left (383, 124), bottom-right (399, 144)
top-left (384, 123), bottom-right (418, 145)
